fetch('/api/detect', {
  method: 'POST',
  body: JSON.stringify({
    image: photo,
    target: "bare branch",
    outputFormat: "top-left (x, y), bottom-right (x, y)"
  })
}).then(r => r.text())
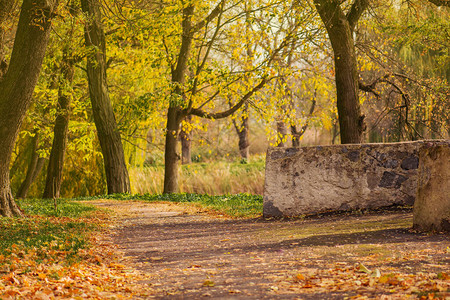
top-left (189, 77), bottom-right (269, 119)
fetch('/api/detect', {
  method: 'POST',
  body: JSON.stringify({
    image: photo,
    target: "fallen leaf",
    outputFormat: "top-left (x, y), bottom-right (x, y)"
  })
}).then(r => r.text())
top-left (379, 275), bottom-right (389, 284)
top-left (295, 273), bottom-right (305, 281)
top-left (149, 257), bottom-right (163, 261)
top-left (203, 280), bottom-right (215, 287)
top-left (356, 263), bottom-right (371, 274)
top-left (371, 269), bottom-right (381, 278)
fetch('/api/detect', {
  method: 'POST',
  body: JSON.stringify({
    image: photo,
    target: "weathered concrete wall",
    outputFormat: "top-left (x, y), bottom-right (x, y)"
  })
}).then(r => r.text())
top-left (413, 143), bottom-right (450, 232)
top-left (263, 140), bottom-right (449, 217)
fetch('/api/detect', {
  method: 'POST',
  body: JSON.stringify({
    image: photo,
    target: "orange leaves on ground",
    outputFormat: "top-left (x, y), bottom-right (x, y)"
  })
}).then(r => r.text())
top-left (273, 261), bottom-right (450, 298)
top-left (0, 243), bottom-right (153, 299)
top-left (0, 219), bottom-right (153, 299)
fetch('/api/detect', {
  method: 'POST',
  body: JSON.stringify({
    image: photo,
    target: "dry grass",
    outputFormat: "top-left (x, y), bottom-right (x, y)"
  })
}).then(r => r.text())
top-left (130, 158), bottom-right (265, 195)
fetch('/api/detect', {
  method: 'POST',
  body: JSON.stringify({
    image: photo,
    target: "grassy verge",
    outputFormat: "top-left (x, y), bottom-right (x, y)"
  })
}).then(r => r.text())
top-left (0, 199), bottom-right (152, 298)
top-left (0, 198), bottom-right (100, 259)
top-left (79, 193), bottom-right (264, 218)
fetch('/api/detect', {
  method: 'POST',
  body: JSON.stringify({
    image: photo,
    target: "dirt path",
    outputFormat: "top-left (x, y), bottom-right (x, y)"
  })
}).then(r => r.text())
top-left (89, 200), bottom-right (450, 299)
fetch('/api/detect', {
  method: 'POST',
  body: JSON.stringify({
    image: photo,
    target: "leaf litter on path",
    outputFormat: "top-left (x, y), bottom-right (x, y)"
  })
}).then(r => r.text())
top-left (103, 200), bottom-right (449, 299)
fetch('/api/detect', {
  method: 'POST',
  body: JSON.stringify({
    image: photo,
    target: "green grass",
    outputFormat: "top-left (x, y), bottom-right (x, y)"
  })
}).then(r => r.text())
top-left (0, 198), bottom-right (99, 259)
top-left (78, 193), bottom-right (263, 218)
top-left (18, 198), bottom-right (97, 217)
top-left (0, 218), bottom-right (89, 256)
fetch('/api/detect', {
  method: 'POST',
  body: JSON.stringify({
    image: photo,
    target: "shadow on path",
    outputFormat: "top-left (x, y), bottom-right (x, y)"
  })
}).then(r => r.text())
top-left (109, 202), bottom-right (449, 299)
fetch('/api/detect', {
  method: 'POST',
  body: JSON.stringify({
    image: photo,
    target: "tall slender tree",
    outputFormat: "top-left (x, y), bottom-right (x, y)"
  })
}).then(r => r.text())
top-left (43, 49), bottom-right (75, 198)
top-left (0, 0), bottom-right (59, 217)
top-left (43, 2), bottom-right (80, 199)
top-left (81, 0), bottom-right (131, 194)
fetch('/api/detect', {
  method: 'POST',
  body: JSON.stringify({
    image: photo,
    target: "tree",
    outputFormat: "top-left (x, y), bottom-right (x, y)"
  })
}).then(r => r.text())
top-left (364, 2), bottom-right (449, 141)
top-left (0, 0), bottom-right (59, 217)
top-left (232, 103), bottom-right (250, 159)
top-left (180, 115), bottom-right (193, 164)
top-left (159, 0), bottom-right (306, 193)
top-left (313, 0), bottom-right (449, 144)
top-left (81, 0), bottom-right (131, 194)
top-left (42, 47), bottom-right (76, 198)
top-left (16, 131), bottom-right (45, 199)
top-left (43, 4), bottom-right (80, 198)
top-left (163, 0), bottom-right (266, 193)
top-left (312, 0), bottom-right (368, 144)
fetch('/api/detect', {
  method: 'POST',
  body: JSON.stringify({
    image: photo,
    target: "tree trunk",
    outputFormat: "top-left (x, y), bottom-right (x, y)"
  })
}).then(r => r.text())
top-left (237, 116), bottom-right (250, 160)
top-left (276, 121), bottom-right (288, 147)
top-left (0, 0), bottom-right (58, 217)
top-left (291, 98), bottom-right (316, 147)
top-left (314, 0), bottom-right (366, 144)
top-left (163, 4), bottom-right (194, 193)
top-left (232, 104), bottom-right (250, 160)
top-left (43, 53), bottom-right (75, 199)
top-left (180, 115), bottom-right (192, 164)
top-left (291, 125), bottom-right (300, 147)
top-left (163, 107), bottom-right (183, 193)
top-left (81, 0), bottom-right (130, 194)
top-left (17, 133), bottom-right (42, 199)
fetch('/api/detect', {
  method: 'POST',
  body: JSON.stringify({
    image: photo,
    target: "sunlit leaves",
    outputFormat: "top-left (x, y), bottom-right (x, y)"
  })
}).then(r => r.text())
top-left (0, 199), bottom-right (150, 299)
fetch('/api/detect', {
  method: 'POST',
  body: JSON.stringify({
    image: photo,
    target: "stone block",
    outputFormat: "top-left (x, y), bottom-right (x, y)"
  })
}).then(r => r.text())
top-left (263, 140), bottom-right (449, 217)
top-left (413, 143), bottom-right (450, 232)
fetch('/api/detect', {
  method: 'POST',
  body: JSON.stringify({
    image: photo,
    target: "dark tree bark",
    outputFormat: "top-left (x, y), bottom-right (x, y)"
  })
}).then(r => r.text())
top-left (313, 0), bottom-right (368, 144)
top-left (0, 0), bottom-right (58, 217)
top-left (17, 132), bottom-right (44, 199)
top-left (180, 115), bottom-right (192, 164)
top-left (43, 52), bottom-right (75, 199)
top-left (232, 104), bottom-right (250, 160)
top-left (81, 0), bottom-right (130, 194)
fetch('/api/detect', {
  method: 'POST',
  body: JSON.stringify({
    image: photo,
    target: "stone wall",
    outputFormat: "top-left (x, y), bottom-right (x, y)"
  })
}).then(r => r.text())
top-left (263, 140), bottom-right (449, 217)
top-left (413, 143), bottom-right (450, 232)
